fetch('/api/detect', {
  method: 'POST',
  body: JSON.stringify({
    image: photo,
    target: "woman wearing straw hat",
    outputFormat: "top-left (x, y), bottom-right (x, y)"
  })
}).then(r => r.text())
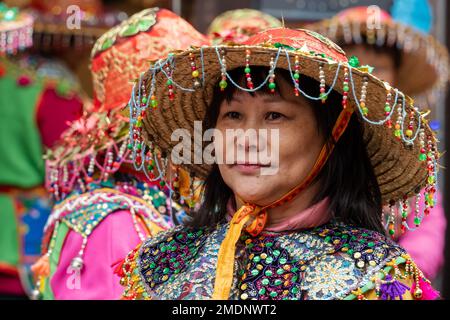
top-left (207, 8), bottom-right (282, 45)
top-left (118, 27), bottom-right (440, 300)
top-left (308, 4), bottom-right (449, 282)
top-left (30, 8), bottom-right (209, 300)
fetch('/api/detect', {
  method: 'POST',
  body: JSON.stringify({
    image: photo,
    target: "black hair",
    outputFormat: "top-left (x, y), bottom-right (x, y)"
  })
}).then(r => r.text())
top-left (187, 66), bottom-right (383, 233)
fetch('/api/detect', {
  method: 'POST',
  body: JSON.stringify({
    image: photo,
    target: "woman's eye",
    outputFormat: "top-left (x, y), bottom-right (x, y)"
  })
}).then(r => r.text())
top-left (224, 111), bottom-right (241, 119)
top-left (265, 112), bottom-right (284, 121)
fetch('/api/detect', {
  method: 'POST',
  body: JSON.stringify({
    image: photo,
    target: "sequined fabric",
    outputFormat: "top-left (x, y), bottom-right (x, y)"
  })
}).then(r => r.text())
top-left (128, 222), bottom-right (408, 300)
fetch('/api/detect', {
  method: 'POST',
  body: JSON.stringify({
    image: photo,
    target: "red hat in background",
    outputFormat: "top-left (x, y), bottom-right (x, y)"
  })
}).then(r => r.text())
top-left (45, 8), bottom-right (210, 200)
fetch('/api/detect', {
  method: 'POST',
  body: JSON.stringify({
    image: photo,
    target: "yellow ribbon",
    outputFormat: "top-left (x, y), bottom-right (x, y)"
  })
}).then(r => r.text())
top-left (212, 204), bottom-right (261, 299)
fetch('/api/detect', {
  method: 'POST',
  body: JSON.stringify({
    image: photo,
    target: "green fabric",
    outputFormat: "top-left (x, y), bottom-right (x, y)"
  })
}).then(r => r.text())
top-left (42, 223), bottom-right (69, 300)
top-left (0, 193), bottom-right (20, 268)
top-left (0, 64), bottom-right (45, 188)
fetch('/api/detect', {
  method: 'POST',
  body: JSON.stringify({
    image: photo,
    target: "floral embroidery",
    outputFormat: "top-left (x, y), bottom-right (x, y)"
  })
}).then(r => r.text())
top-left (303, 255), bottom-right (360, 300)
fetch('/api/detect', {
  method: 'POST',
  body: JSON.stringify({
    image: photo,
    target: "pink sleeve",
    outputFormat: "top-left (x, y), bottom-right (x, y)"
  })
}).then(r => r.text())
top-left (399, 191), bottom-right (447, 280)
top-left (51, 210), bottom-right (144, 300)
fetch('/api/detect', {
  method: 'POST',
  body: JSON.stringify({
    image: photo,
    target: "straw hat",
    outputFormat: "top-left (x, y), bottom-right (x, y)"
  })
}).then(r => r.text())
top-left (207, 8), bottom-right (282, 45)
top-left (0, 3), bottom-right (33, 54)
top-left (45, 8), bottom-right (209, 201)
top-left (308, 6), bottom-right (449, 108)
top-left (28, 0), bottom-right (121, 51)
top-left (91, 8), bottom-right (208, 112)
top-left (128, 28), bottom-right (438, 216)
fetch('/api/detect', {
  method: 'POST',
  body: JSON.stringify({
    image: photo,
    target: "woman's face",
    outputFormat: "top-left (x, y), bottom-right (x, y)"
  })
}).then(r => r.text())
top-left (215, 75), bottom-right (325, 206)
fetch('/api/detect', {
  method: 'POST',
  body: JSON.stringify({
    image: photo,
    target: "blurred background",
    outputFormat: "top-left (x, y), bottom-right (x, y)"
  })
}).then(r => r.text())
top-left (1, 0), bottom-right (449, 299)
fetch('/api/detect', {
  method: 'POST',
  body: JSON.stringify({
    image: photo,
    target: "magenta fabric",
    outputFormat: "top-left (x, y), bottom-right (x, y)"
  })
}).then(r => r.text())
top-left (50, 210), bottom-right (144, 300)
top-left (0, 274), bottom-right (26, 296)
top-left (227, 197), bottom-right (332, 232)
top-left (398, 191), bottom-right (447, 280)
top-left (36, 87), bottom-right (83, 149)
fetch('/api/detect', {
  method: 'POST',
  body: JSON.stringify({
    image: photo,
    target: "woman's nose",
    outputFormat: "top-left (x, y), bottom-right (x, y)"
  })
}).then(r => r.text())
top-left (240, 135), bottom-right (258, 152)
top-left (235, 123), bottom-right (264, 153)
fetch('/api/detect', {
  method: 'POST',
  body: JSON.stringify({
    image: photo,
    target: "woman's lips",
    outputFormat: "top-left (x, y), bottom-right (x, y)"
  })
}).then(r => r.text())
top-left (231, 163), bottom-right (271, 174)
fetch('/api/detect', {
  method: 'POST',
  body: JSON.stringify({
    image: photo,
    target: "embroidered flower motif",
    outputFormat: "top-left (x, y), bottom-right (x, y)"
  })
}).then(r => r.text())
top-left (303, 255), bottom-right (360, 300)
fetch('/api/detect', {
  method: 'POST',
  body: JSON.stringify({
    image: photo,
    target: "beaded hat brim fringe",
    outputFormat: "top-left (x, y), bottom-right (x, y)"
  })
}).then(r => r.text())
top-left (308, 12), bottom-right (449, 106)
top-left (45, 8), bottom-right (209, 201)
top-left (0, 11), bottom-right (34, 54)
top-left (130, 28), bottom-right (437, 206)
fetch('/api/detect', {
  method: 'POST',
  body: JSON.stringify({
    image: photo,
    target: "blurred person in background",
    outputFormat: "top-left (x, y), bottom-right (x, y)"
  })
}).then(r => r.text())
top-left (0, 2), bottom-right (84, 298)
top-left (207, 8), bottom-right (282, 45)
top-left (30, 8), bottom-right (209, 300)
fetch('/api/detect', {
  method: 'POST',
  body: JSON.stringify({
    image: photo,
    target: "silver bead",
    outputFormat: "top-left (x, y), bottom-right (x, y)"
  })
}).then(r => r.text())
top-left (30, 289), bottom-right (41, 300)
top-left (71, 256), bottom-right (84, 271)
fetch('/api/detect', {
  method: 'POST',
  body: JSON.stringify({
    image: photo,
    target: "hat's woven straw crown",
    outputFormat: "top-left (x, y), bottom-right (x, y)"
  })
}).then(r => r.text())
top-left (135, 28), bottom-right (437, 204)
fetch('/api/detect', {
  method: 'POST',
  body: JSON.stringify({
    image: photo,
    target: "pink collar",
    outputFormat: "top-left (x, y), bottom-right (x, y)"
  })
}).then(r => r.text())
top-left (226, 197), bottom-right (332, 232)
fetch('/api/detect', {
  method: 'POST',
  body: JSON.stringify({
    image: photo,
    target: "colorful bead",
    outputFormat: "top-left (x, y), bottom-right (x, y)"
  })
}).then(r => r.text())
top-left (219, 80), bottom-right (227, 89)
top-left (348, 55), bottom-right (360, 68)
top-left (359, 77), bottom-right (368, 116)
top-left (219, 49), bottom-right (227, 92)
top-left (189, 52), bottom-right (201, 88)
top-left (341, 67), bottom-right (349, 109)
top-left (165, 64), bottom-right (175, 101)
top-left (384, 92), bottom-right (393, 128)
top-left (294, 55), bottom-right (300, 96)
top-left (150, 95), bottom-right (158, 108)
top-left (319, 63), bottom-right (327, 104)
top-left (394, 98), bottom-right (403, 140)
top-left (244, 49), bottom-right (254, 89)
top-left (268, 56), bottom-right (276, 93)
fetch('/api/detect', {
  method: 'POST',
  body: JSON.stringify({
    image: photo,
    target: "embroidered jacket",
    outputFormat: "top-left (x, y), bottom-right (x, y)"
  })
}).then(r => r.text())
top-left (119, 221), bottom-right (438, 300)
top-left (41, 177), bottom-right (175, 248)
top-left (33, 176), bottom-right (182, 299)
